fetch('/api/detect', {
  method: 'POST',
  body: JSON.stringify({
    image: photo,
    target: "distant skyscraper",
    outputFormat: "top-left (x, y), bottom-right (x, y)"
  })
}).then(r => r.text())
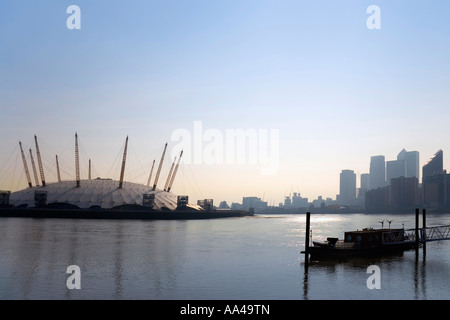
top-left (386, 159), bottom-right (406, 184)
top-left (390, 176), bottom-right (419, 209)
top-left (397, 149), bottom-right (419, 179)
top-left (360, 173), bottom-right (370, 192)
top-left (422, 150), bottom-right (446, 208)
top-left (370, 155), bottom-right (386, 190)
top-left (423, 149), bottom-right (443, 178)
top-left (339, 169), bottom-right (356, 205)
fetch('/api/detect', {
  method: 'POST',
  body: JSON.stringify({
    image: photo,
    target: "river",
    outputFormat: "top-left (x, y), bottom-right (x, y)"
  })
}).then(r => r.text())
top-left (0, 213), bottom-right (449, 300)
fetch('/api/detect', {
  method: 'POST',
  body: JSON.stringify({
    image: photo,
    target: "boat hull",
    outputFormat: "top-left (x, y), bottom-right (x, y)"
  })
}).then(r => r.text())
top-left (306, 242), bottom-right (416, 261)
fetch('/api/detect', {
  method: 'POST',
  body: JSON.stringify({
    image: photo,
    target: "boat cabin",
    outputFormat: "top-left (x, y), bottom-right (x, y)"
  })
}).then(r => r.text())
top-left (344, 228), bottom-right (405, 247)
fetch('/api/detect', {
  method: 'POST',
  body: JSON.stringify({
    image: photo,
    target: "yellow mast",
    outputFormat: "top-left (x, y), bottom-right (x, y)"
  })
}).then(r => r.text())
top-left (34, 135), bottom-right (46, 187)
top-left (19, 141), bottom-right (32, 188)
top-left (147, 159), bottom-right (155, 187)
top-left (164, 156), bottom-right (177, 191)
top-left (29, 149), bottom-right (40, 187)
top-left (75, 133), bottom-right (80, 187)
top-left (167, 150), bottom-right (183, 192)
top-left (152, 143), bottom-right (167, 191)
top-left (118, 136), bottom-right (128, 189)
top-left (56, 155), bottom-right (61, 182)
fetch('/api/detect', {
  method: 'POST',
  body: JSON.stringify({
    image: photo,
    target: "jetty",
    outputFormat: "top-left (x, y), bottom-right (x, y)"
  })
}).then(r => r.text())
top-left (302, 209), bottom-right (450, 261)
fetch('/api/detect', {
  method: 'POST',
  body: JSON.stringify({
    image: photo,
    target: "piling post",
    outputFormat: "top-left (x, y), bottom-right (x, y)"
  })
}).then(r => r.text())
top-left (305, 212), bottom-right (311, 261)
top-left (422, 208), bottom-right (427, 255)
top-left (415, 208), bottom-right (420, 249)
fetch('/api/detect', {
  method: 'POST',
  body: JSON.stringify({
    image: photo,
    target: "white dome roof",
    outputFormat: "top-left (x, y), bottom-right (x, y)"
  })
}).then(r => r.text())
top-left (9, 179), bottom-right (200, 210)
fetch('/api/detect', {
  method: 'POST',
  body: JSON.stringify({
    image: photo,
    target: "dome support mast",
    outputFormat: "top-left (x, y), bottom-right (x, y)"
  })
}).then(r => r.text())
top-left (56, 155), bottom-right (61, 182)
top-left (19, 141), bottom-right (32, 188)
top-left (164, 156), bottom-right (177, 191)
top-left (167, 150), bottom-right (183, 192)
top-left (118, 136), bottom-right (128, 189)
top-left (29, 149), bottom-right (40, 187)
top-left (75, 133), bottom-right (80, 187)
top-left (147, 159), bottom-right (155, 187)
top-left (34, 135), bottom-right (46, 187)
top-left (152, 143), bottom-right (167, 191)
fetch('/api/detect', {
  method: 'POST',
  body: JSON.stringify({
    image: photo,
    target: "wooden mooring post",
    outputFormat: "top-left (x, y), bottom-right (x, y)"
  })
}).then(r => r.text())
top-left (422, 208), bottom-right (427, 255)
top-left (415, 208), bottom-right (420, 250)
top-left (304, 211), bottom-right (311, 262)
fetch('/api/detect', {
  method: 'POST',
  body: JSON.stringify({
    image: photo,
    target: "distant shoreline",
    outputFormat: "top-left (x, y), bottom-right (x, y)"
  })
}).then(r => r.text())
top-left (0, 207), bottom-right (253, 220)
top-left (254, 207), bottom-right (450, 215)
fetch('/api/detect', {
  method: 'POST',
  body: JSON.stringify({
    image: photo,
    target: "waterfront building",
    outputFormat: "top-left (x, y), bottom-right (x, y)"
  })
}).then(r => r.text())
top-left (218, 201), bottom-right (230, 209)
top-left (422, 173), bottom-right (447, 208)
top-left (365, 186), bottom-right (390, 212)
top-left (242, 196), bottom-right (267, 210)
top-left (369, 155), bottom-right (386, 190)
top-left (386, 159), bottom-right (406, 184)
top-left (338, 169), bottom-right (356, 206)
top-left (397, 149), bottom-right (419, 179)
top-left (390, 176), bottom-right (419, 209)
top-left (360, 173), bottom-right (370, 193)
top-left (291, 192), bottom-right (308, 208)
top-left (423, 149), bottom-right (443, 178)
top-left (422, 150), bottom-right (447, 208)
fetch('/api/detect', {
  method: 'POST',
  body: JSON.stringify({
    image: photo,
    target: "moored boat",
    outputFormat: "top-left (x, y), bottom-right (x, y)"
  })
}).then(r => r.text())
top-left (303, 227), bottom-right (416, 260)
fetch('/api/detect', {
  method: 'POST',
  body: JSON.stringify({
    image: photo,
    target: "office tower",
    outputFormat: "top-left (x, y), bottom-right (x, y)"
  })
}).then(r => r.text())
top-left (358, 173), bottom-right (370, 199)
top-left (360, 173), bottom-right (370, 191)
top-left (423, 149), bottom-right (443, 178)
top-left (422, 150), bottom-right (446, 208)
top-left (390, 176), bottom-right (419, 209)
top-left (339, 169), bottom-right (356, 205)
top-left (370, 155), bottom-right (386, 189)
top-left (397, 149), bottom-right (419, 179)
top-left (386, 159), bottom-right (406, 184)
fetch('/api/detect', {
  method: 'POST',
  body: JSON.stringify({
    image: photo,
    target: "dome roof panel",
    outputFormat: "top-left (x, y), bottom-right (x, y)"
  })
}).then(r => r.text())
top-left (9, 179), bottom-right (186, 210)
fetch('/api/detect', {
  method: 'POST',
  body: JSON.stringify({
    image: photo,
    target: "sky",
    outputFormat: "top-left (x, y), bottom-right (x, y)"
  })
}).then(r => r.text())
top-left (1, 1), bottom-right (450, 205)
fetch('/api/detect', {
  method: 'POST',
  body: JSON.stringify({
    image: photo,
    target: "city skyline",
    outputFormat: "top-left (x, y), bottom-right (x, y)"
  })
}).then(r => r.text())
top-left (1, 2), bottom-right (450, 205)
top-left (0, 136), bottom-right (447, 207)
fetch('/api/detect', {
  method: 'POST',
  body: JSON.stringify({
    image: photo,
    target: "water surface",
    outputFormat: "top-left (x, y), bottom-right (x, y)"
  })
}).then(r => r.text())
top-left (0, 213), bottom-right (448, 299)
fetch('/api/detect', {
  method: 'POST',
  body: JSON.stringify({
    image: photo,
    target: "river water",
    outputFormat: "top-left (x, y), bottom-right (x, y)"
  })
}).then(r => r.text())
top-left (0, 213), bottom-right (449, 300)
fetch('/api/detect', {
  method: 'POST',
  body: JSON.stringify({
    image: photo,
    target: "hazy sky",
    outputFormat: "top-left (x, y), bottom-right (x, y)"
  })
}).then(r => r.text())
top-left (1, 1), bottom-right (450, 205)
